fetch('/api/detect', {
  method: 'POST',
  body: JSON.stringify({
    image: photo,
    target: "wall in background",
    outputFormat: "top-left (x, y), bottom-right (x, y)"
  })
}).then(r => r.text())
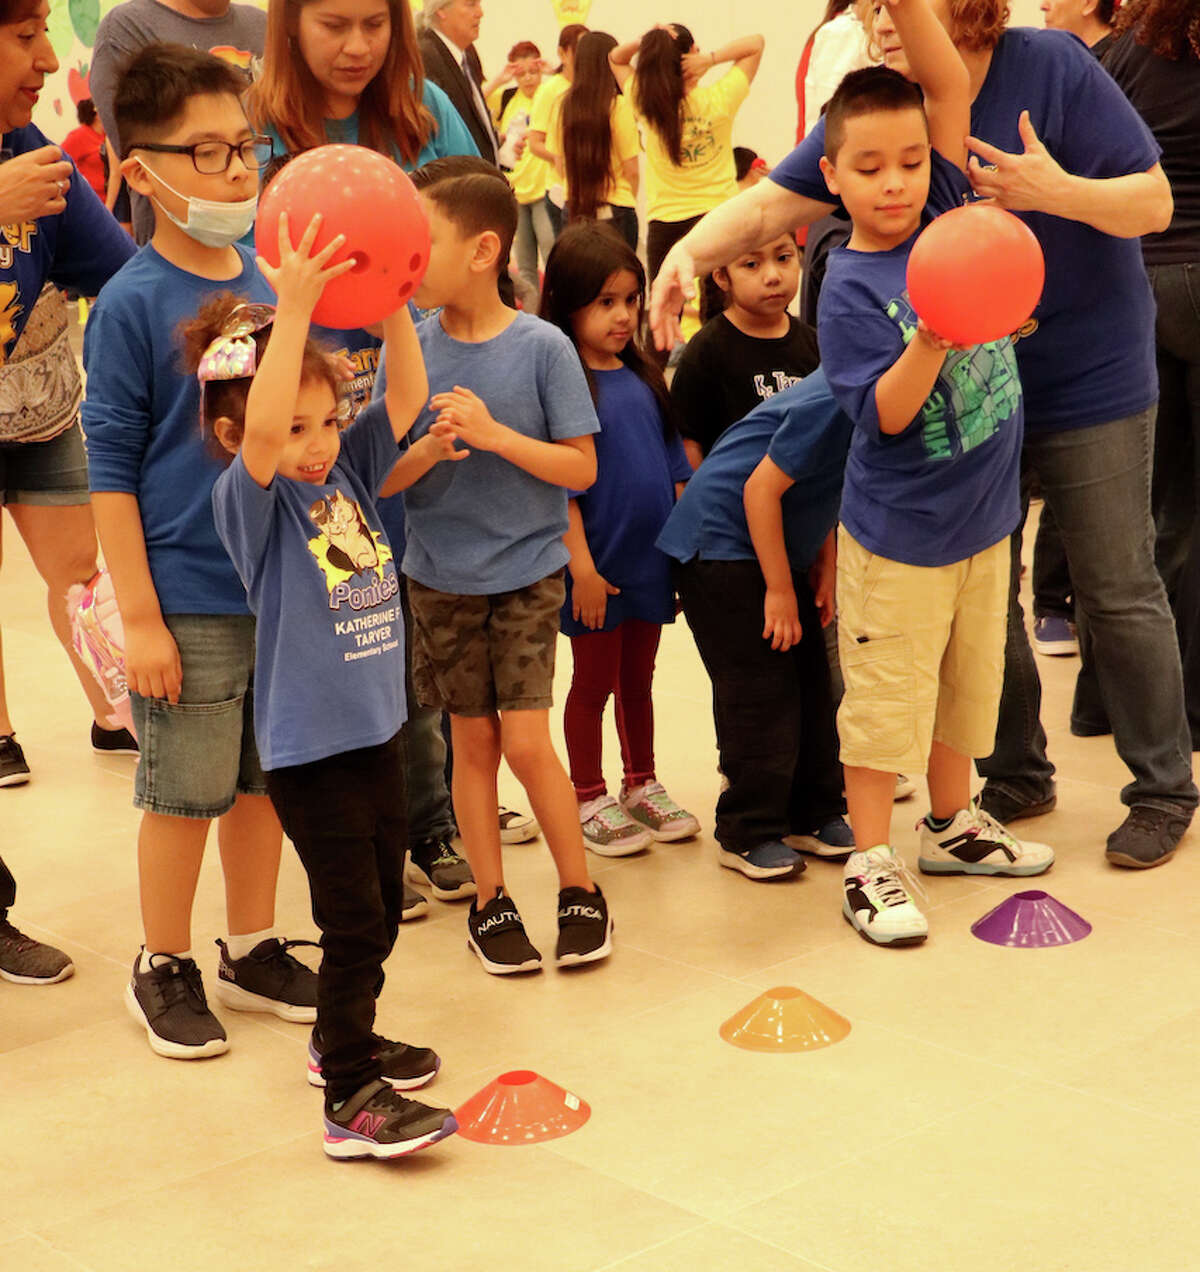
top-left (35, 0), bottom-right (1043, 170)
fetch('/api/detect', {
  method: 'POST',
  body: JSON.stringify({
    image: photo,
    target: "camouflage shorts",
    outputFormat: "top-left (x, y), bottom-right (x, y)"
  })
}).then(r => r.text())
top-left (407, 571), bottom-right (565, 717)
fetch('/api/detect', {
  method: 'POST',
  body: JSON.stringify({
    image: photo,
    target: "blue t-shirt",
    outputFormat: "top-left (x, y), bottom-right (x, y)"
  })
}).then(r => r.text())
top-left (0, 124), bottom-right (134, 361)
top-left (818, 156), bottom-right (1022, 568)
top-left (82, 245), bottom-right (275, 614)
top-left (211, 402), bottom-right (406, 770)
top-left (403, 310), bottom-right (600, 594)
top-left (657, 371), bottom-right (851, 573)
top-left (312, 323), bottom-right (381, 419)
top-left (561, 365), bottom-right (692, 636)
top-left (771, 28), bottom-right (1160, 433)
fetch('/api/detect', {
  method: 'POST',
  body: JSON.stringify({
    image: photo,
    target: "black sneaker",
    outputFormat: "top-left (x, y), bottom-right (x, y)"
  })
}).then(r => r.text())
top-left (1105, 805), bottom-right (1191, 869)
top-left (401, 881), bottom-right (428, 922)
top-left (466, 889), bottom-right (542, 975)
top-left (977, 783), bottom-right (1057, 825)
top-left (307, 1030), bottom-right (441, 1091)
top-left (214, 937), bottom-right (319, 1022)
top-left (406, 837), bottom-right (476, 901)
top-left (0, 735), bottom-right (30, 787)
top-left (0, 919), bottom-right (74, 984)
top-left (91, 721), bottom-right (139, 755)
top-left (498, 806), bottom-right (539, 843)
top-left (323, 1078), bottom-right (457, 1160)
top-left (125, 951), bottom-right (228, 1059)
top-left (555, 884), bottom-right (613, 968)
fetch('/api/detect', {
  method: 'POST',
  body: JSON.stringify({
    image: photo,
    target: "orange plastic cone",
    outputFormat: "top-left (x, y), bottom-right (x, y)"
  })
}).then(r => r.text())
top-left (454, 1070), bottom-right (591, 1145)
top-left (719, 986), bottom-right (851, 1052)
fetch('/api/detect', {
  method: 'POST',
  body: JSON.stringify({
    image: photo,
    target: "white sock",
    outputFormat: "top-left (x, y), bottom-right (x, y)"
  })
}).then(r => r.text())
top-left (224, 927), bottom-right (274, 961)
top-left (140, 947), bottom-right (192, 973)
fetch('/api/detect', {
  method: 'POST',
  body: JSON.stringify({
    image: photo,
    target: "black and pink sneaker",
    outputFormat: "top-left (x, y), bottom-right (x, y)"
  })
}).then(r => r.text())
top-left (307, 1031), bottom-right (440, 1091)
top-left (323, 1079), bottom-right (457, 1160)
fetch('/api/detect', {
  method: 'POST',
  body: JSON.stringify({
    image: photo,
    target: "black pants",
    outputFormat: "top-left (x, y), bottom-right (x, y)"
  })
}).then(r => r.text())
top-left (1032, 498), bottom-right (1074, 622)
top-left (563, 203), bottom-right (638, 251)
top-left (0, 853), bottom-right (14, 920)
top-left (265, 731), bottom-right (408, 1104)
top-left (646, 215), bottom-right (724, 327)
top-left (675, 559), bottom-right (844, 851)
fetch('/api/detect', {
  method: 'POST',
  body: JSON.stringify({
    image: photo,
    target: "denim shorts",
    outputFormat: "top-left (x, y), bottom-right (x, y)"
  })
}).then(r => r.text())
top-left (131, 613), bottom-right (267, 818)
top-left (0, 422), bottom-right (90, 507)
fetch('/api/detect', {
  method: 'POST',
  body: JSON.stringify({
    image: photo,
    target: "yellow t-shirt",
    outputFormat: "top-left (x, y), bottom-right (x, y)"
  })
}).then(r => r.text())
top-left (635, 66), bottom-right (750, 223)
top-left (490, 86), bottom-right (552, 205)
top-left (529, 74), bottom-right (569, 138)
top-left (548, 92), bottom-right (641, 209)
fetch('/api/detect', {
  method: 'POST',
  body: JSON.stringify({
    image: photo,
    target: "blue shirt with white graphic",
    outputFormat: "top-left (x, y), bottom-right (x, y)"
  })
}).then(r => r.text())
top-left (212, 401), bottom-right (406, 771)
top-left (817, 154), bottom-right (1022, 568)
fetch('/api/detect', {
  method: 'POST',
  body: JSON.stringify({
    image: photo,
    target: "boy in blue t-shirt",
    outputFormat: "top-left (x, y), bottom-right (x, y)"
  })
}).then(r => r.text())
top-left (82, 45), bottom-right (316, 1058)
top-left (380, 159), bottom-right (612, 976)
top-left (657, 373), bottom-right (853, 880)
top-left (815, 0), bottom-right (1054, 949)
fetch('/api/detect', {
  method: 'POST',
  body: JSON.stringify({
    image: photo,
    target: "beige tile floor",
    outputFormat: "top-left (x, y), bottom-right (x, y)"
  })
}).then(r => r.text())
top-left (2, 515), bottom-right (1199, 1272)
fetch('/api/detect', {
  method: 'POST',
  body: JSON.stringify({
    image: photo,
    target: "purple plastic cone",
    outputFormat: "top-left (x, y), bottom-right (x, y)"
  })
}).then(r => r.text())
top-left (971, 890), bottom-right (1092, 948)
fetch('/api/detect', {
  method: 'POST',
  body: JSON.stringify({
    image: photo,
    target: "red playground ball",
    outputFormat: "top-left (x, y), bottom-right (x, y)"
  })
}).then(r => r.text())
top-left (905, 203), bottom-right (1044, 346)
top-left (257, 144), bottom-right (430, 329)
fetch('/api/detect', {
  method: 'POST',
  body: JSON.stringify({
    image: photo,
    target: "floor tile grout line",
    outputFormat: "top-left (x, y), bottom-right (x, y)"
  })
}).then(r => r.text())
top-left (588, 1219), bottom-right (714, 1272)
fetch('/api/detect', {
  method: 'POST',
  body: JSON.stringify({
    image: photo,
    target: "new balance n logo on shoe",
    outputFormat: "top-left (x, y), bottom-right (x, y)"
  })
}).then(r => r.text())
top-left (350, 1111), bottom-right (385, 1137)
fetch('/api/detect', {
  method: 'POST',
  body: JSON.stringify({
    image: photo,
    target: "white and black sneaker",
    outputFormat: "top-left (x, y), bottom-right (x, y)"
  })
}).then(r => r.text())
top-left (323, 1079), bottom-right (457, 1161)
top-left (307, 1030), bottom-right (441, 1091)
top-left (214, 937), bottom-right (319, 1022)
top-left (555, 885), bottom-right (612, 968)
top-left (918, 803), bottom-right (1054, 877)
top-left (466, 889), bottom-right (542, 975)
top-left (125, 950), bottom-right (229, 1059)
top-left (842, 847), bottom-right (929, 946)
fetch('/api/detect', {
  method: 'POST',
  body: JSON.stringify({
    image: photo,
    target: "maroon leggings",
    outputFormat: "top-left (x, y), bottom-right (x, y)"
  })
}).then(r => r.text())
top-left (564, 620), bottom-right (662, 801)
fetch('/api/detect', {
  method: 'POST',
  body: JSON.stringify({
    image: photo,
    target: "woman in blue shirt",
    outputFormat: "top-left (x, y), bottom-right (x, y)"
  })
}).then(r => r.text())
top-left (247, 0), bottom-right (477, 169)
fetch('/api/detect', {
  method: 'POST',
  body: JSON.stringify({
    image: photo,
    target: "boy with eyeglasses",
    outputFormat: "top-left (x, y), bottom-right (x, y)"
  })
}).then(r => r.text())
top-left (82, 42), bottom-right (319, 1060)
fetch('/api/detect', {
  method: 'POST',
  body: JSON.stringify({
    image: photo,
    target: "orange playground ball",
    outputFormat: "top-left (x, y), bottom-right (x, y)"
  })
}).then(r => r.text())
top-left (906, 203), bottom-right (1045, 346)
top-left (257, 144), bottom-right (430, 329)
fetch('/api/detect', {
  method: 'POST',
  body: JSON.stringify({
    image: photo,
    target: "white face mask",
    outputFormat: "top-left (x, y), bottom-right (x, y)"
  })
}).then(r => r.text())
top-left (138, 161), bottom-right (258, 248)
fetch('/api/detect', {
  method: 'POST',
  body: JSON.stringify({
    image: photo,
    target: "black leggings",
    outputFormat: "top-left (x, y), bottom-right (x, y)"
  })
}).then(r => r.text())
top-left (646, 215), bottom-right (725, 326)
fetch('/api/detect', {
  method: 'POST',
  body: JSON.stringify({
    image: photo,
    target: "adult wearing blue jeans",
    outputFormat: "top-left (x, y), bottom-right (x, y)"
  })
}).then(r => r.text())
top-left (649, 0), bottom-right (1198, 867)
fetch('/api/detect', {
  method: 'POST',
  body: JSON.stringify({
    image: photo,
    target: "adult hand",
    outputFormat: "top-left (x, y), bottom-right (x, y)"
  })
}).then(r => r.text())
top-left (763, 587), bottom-right (802, 651)
top-left (648, 242), bottom-right (696, 351)
top-left (0, 146), bottom-right (73, 223)
top-left (966, 111), bottom-right (1071, 214)
top-left (124, 616), bottom-right (183, 703)
top-left (572, 569), bottom-right (620, 630)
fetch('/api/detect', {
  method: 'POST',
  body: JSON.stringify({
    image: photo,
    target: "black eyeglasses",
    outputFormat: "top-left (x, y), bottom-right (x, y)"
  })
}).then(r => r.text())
top-left (128, 135), bottom-right (274, 175)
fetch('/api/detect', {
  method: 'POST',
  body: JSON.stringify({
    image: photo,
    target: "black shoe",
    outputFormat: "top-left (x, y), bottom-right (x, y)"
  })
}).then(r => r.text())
top-left (555, 884), bottom-right (613, 968)
top-left (125, 951), bottom-right (228, 1059)
top-left (307, 1031), bottom-right (441, 1091)
top-left (214, 937), bottom-right (319, 1022)
top-left (0, 919), bottom-right (73, 984)
top-left (91, 721), bottom-right (139, 755)
top-left (400, 882), bottom-right (429, 922)
top-left (1105, 805), bottom-right (1191, 869)
top-left (978, 783), bottom-right (1057, 825)
top-left (466, 889), bottom-right (542, 975)
top-left (323, 1078), bottom-right (457, 1160)
top-left (406, 837), bottom-right (476, 901)
top-left (0, 735), bottom-right (30, 787)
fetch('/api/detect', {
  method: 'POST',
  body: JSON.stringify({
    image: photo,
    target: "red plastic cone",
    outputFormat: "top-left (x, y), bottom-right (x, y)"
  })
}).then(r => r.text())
top-left (454, 1070), bottom-right (591, 1145)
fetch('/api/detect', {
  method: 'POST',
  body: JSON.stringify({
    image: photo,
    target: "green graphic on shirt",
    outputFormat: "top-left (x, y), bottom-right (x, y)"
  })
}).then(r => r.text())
top-left (679, 110), bottom-right (716, 166)
top-left (886, 294), bottom-right (1020, 461)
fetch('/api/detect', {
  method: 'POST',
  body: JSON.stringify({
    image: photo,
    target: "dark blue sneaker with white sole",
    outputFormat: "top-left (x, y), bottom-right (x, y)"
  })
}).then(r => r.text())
top-left (323, 1079), bottom-right (457, 1160)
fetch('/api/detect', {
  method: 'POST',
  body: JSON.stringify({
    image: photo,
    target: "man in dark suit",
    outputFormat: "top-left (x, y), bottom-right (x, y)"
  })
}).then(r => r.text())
top-left (418, 0), bottom-right (498, 164)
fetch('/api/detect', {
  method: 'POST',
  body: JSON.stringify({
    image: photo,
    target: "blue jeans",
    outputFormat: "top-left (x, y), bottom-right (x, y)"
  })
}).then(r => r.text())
top-left (513, 197), bottom-right (555, 310)
top-left (979, 408), bottom-right (1198, 814)
top-left (398, 581), bottom-right (455, 848)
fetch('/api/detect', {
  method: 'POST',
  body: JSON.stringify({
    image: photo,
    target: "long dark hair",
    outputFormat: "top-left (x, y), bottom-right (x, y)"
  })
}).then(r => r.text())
top-left (561, 30), bottom-right (619, 222)
top-left (1114, 0), bottom-right (1200, 60)
top-left (632, 24), bottom-right (693, 165)
top-left (540, 221), bottom-right (676, 439)
top-left (554, 22), bottom-right (589, 74)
